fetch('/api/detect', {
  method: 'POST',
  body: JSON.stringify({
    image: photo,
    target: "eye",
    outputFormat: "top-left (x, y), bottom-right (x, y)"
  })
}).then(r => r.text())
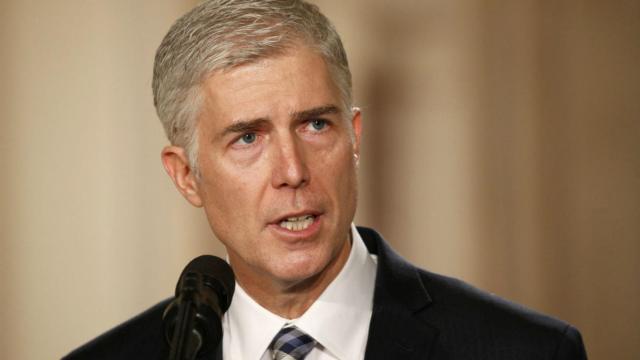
top-left (309, 119), bottom-right (327, 131)
top-left (238, 132), bottom-right (257, 145)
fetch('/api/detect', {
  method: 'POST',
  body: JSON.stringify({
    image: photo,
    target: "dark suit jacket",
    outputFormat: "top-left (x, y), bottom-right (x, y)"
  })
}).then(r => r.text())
top-left (64, 226), bottom-right (587, 359)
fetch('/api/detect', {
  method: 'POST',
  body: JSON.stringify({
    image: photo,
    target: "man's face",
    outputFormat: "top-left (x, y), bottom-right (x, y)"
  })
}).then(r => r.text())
top-left (181, 45), bottom-right (361, 290)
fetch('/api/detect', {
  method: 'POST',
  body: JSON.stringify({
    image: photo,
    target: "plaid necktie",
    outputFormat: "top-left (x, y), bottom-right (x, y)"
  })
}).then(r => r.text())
top-left (269, 325), bottom-right (317, 360)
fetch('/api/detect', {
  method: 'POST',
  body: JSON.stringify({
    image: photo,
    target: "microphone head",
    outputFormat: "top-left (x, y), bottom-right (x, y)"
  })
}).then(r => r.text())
top-left (164, 255), bottom-right (235, 357)
top-left (176, 255), bottom-right (235, 312)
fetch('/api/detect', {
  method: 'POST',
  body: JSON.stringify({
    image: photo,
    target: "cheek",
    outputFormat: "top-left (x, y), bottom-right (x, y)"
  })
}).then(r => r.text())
top-left (315, 141), bottom-right (358, 197)
top-left (198, 162), bottom-right (262, 231)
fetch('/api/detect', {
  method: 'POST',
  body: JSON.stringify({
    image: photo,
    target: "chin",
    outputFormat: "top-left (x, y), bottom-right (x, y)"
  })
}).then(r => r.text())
top-left (270, 255), bottom-right (330, 286)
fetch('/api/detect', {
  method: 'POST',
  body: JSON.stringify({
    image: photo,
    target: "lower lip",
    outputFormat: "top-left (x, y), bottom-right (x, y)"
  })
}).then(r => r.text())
top-left (267, 215), bottom-right (323, 240)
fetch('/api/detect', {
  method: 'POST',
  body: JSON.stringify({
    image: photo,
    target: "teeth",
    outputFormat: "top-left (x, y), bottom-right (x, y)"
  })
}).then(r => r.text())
top-left (279, 215), bottom-right (315, 231)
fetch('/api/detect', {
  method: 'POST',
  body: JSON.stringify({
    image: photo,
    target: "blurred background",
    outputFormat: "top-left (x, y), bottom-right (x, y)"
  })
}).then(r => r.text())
top-left (1, 0), bottom-right (638, 358)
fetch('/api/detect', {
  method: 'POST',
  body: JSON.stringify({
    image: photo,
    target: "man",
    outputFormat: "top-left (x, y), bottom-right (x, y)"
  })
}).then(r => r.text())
top-left (64, 0), bottom-right (587, 359)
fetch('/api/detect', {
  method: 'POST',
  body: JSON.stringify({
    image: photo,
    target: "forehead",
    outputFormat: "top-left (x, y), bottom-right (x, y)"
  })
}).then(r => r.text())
top-left (198, 45), bottom-right (342, 127)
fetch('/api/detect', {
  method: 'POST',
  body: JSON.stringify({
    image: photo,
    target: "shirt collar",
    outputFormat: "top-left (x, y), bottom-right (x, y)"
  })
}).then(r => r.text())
top-left (223, 278), bottom-right (287, 360)
top-left (222, 224), bottom-right (378, 360)
top-left (294, 223), bottom-right (377, 359)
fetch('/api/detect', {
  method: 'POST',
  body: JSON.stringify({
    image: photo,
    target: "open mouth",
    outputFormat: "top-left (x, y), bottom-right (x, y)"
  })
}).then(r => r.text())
top-left (278, 214), bottom-right (316, 232)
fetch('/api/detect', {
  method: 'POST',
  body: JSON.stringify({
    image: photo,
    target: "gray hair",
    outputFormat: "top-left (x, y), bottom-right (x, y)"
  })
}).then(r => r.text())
top-left (152, 0), bottom-right (353, 171)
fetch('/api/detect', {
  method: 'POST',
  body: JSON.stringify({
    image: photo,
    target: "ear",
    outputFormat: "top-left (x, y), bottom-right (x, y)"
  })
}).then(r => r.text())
top-left (351, 107), bottom-right (363, 163)
top-left (161, 146), bottom-right (203, 207)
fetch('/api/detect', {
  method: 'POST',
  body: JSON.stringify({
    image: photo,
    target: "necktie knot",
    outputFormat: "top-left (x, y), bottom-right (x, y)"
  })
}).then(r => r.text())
top-left (269, 325), bottom-right (317, 360)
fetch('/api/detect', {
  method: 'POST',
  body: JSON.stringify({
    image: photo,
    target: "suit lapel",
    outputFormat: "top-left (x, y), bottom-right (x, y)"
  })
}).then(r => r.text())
top-left (358, 227), bottom-right (439, 360)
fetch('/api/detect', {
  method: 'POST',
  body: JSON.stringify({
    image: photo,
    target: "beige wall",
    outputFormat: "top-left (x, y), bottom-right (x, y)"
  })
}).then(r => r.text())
top-left (1, 1), bottom-right (638, 359)
top-left (0, 1), bottom-right (214, 358)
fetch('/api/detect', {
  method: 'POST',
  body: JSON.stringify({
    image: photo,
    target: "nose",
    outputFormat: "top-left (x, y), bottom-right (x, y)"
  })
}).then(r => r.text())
top-left (271, 134), bottom-right (310, 189)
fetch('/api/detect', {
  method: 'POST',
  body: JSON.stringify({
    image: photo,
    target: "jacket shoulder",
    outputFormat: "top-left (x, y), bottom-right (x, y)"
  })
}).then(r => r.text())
top-left (421, 271), bottom-right (587, 358)
top-left (62, 299), bottom-right (171, 360)
top-left (357, 226), bottom-right (587, 359)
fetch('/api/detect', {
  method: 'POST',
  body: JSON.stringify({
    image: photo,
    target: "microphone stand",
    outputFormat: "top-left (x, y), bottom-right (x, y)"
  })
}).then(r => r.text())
top-left (168, 274), bottom-right (203, 360)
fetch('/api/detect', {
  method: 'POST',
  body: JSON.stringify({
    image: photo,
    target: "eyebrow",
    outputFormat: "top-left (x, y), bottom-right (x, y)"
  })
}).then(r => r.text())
top-left (217, 104), bottom-right (342, 139)
top-left (219, 118), bottom-right (270, 139)
top-left (291, 105), bottom-right (341, 122)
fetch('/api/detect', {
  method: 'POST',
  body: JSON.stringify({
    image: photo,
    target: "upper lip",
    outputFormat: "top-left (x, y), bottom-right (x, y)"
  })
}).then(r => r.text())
top-left (271, 210), bottom-right (322, 224)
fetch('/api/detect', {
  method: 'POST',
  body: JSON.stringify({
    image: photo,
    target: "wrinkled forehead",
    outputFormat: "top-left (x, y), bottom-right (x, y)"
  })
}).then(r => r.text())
top-left (198, 45), bottom-right (344, 126)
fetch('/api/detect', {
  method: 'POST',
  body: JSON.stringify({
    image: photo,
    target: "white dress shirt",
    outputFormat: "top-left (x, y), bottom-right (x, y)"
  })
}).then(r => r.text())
top-left (222, 224), bottom-right (378, 360)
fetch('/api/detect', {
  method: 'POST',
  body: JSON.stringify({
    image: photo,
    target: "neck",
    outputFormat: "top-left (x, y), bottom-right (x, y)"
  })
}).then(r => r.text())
top-left (234, 237), bottom-right (352, 319)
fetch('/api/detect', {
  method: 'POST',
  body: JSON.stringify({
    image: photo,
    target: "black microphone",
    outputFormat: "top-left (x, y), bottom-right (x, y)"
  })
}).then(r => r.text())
top-left (163, 255), bottom-right (235, 360)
